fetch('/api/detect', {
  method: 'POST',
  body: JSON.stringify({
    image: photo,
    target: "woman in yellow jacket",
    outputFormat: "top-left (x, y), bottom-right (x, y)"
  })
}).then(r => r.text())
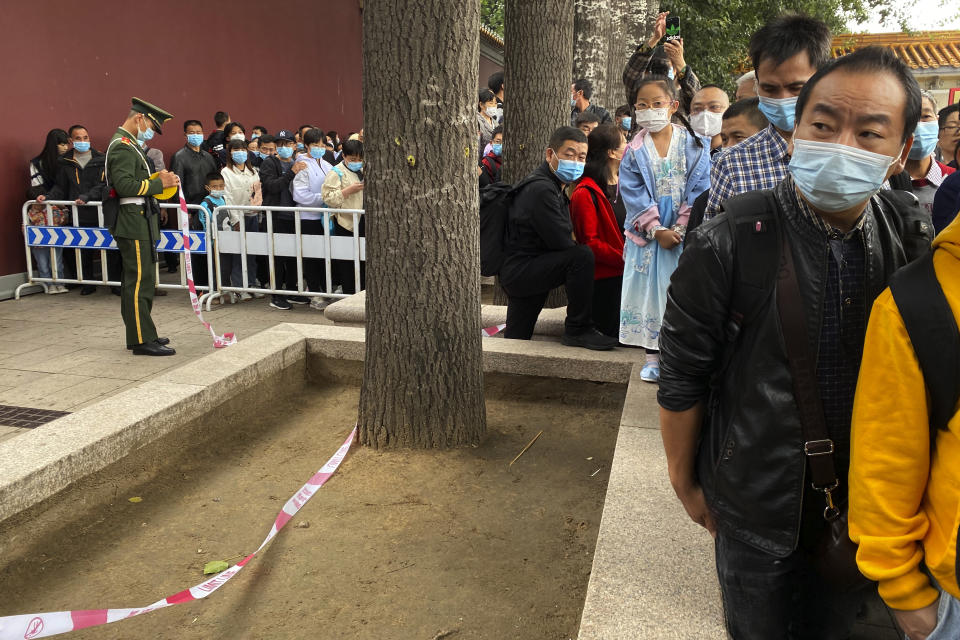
top-left (849, 216), bottom-right (960, 640)
top-left (321, 139), bottom-right (365, 294)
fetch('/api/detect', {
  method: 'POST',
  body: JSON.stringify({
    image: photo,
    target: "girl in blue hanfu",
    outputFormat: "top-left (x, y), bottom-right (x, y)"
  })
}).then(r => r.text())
top-left (619, 76), bottom-right (711, 382)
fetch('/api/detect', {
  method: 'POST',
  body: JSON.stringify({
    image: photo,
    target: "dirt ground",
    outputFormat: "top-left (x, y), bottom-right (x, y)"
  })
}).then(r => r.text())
top-left (0, 375), bottom-right (624, 640)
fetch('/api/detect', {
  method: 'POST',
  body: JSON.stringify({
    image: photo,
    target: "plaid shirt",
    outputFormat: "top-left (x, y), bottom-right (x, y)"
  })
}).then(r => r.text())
top-left (705, 125), bottom-right (789, 219)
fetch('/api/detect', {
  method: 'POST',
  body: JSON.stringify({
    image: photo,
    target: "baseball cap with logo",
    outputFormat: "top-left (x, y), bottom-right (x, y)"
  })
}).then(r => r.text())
top-left (275, 129), bottom-right (296, 142)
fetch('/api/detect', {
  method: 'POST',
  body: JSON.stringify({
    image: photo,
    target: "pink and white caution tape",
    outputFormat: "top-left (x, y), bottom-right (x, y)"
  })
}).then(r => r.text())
top-left (482, 323), bottom-right (506, 337)
top-left (177, 185), bottom-right (236, 348)
top-left (0, 427), bottom-right (357, 640)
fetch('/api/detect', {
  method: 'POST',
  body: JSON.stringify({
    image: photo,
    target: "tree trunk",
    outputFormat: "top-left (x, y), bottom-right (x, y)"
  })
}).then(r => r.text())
top-left (498, 0), bottom-right (574, 309)
top-left (573, 0), bottom-right (612, 109)
top-left (608, 0), bottom-right (656, 107)
top-left (358, 0), bottom-right (487, 450)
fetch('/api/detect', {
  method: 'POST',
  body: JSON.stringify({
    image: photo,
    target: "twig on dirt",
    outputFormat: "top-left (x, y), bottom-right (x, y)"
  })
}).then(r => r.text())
top-left (509, 430), bottom-right (543, 467)
top-left (590, 467), bottom-right (602, 477)
top-left (431, 629), bottom-right (459, 640)
top-left (385, 562), bottom-right (415, 574)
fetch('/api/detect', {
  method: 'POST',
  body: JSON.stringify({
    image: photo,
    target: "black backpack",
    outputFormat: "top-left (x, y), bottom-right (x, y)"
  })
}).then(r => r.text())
top-left (717, 188), bottom-right (949, 445)
top-left (478, 176), bottom-right (537, 277)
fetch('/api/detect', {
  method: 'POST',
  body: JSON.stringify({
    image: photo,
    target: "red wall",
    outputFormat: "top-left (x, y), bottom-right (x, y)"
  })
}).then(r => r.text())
top-left (0, 0), bottom-right (363, 281)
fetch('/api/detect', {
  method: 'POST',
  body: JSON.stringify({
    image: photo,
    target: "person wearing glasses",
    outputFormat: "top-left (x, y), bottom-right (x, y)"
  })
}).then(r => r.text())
top-left (937, 103), bottom-right (960, 169)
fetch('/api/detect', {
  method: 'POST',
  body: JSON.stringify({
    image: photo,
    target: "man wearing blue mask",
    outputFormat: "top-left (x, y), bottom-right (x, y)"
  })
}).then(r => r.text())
top-left (570, 79), bottom-right (613, 128)
top-left (657, 47), bottom-right (934, 639)
top-left (171, 120), bottom-right (218, 207)
top-left (893, 92), bottom-right (956, 216)
top-left (499, 126), bottom-right (616, 350)
top-left (704, 14), bottom-right (832, 219)
top-left (262, 130), bottom-right (309, 310)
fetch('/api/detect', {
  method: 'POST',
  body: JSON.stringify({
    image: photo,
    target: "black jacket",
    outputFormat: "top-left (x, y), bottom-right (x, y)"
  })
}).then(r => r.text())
top-left (170, 145), bottom-right (219, 204)
top-left (259, 155), bottom-right (297, 213)
top-left (503, 162), bottom-right (576, 260)
top-left (657, 177), bottom-right (933, 556)
top-left (47, 149), bottom-right (108, 202)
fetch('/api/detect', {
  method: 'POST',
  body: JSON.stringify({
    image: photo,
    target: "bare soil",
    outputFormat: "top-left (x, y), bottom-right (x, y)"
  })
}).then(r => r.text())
top-left (0, 375), bottom-right (624, 640)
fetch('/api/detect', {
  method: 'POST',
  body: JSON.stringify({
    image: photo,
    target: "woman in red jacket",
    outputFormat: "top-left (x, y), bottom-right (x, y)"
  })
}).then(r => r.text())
top-left (569, 124), bottom-right (626, 338)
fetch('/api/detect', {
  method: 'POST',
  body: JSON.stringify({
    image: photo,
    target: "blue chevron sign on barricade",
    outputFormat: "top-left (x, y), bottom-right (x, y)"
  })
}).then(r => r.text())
top-left (25, 226), bottom-right (206, 254)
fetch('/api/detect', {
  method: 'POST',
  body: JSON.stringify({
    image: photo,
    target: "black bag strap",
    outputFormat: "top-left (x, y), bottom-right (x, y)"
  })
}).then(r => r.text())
top-left (889, 251), bottom-right (960, 441)
top-left (776, 223), bottom-right (842, 520)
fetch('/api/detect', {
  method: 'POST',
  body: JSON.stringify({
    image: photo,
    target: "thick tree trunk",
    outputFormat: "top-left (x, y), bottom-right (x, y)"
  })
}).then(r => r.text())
top-left (608, 0), bottom-right (655, 107)
top-left (358, 0), bottom-right (487, 449)
top-left (499, 0), bottom-right (574, 309)
top-left (573, 0), bottom-right (612, 109)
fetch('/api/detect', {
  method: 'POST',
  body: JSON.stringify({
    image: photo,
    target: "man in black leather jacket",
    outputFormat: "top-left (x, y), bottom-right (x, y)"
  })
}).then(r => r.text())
top-left (658, 47), bottom-right (934, 639)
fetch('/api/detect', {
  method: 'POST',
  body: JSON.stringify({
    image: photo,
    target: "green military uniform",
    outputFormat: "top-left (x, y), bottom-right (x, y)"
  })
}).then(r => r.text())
top-left (104, 98), bottom-right (173, 348)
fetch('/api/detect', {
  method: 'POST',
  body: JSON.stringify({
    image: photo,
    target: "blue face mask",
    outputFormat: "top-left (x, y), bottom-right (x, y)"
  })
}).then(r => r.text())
top-left (73, 141), bottom-right (90, 153)
top-left (908, 121), bottom-right (940, 161)
top-left (620, 117), bottom-right (632, 131)
top-left (570, 96), bottom-right (578, 108)
top-left (758, 95), bottom-right (798, 132)
top-left (209, 189), bottom-right (226, 198)
top-left (667, 67), bottom-right (676, 80)
top-left (251, 133), bottom-right (260, 140)
top-left (789, 138), bottom-right (900, 213)
top-left (231, 151), bottom-right (248, 165)
top-left (297, 142), bottom-right (305, 150)
top-left (277, 146), bottom-right (294, 159)
top-left (346, 161), bottom-right (364, 172)
top-left (553, 157), bottom-right (585, 183)
top-left (186, 133), bottom-right (204, 147)
top-left (137, 123), bottom-right (155, 142)
top-left (491, 143), bottom-right (503, 156)
top-left (309, 146), bottom-right (325, 159)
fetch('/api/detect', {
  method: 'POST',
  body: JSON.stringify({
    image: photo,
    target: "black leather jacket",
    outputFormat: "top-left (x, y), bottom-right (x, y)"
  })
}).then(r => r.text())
top-left (657, 177), bottom-right (933, 556)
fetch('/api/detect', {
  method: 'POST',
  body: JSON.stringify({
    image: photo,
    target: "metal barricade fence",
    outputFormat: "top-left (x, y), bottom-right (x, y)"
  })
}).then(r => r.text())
top-left (207, 205), bottom-right (365, 309)
top-left (16, 200), bottom-right (215, 301)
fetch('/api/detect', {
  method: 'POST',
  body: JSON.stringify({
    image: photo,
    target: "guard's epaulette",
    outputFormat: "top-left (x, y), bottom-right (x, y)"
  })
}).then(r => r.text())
top-left (120, 137), bottom-right (132, 145)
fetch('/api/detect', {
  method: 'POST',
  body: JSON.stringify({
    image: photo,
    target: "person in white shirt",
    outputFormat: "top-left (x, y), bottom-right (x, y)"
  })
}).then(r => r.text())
top-left (220, 139), bottom-right (263, 299)
top-left (292, 128), bottom-right (335, 309)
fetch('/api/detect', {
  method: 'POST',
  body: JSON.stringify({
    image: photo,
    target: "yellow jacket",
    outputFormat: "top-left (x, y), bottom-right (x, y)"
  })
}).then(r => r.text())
top-left (849, 215), bottom-right (960, 610)
top-left (320, 162), bottom-right (363, 232)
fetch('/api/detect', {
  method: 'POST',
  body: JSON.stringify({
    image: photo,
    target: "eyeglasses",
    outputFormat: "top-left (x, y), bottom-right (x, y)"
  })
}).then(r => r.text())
top-left (941, 125), bottom-right (960, 134)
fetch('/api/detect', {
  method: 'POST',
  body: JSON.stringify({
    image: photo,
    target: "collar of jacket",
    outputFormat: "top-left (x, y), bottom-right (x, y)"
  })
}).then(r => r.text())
top-left (536, 161), bottom-right (566, 191)
top-left (62, 148), bottom-right (104, 166)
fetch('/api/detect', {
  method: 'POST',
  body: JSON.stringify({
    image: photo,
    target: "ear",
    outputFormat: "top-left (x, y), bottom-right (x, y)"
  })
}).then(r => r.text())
top-left (891, 135), bottom-right (913, 176)
top-left (668, 100), bottom-right (680, 117)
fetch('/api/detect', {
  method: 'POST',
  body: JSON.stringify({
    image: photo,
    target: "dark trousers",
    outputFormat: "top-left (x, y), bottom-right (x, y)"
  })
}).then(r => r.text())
top-left (592, 275), bottom-right (622, 338)
top-left (273, 217), bottom-right (299, 297)
top-left (332, 221), bottom-right (365, 294)
top-left (117, 237), bottom-right (157, 347)
top-left (301, 218), bottom-right (328, 293)
top-left (500, 246), bottom-right (594, 340)
top-left (715, 493), bottom-right (870, 640)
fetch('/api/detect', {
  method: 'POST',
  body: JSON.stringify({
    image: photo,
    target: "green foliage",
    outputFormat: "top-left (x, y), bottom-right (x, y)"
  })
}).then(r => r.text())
top-left (481, 0), bottom-right (505, 38)
top-left (652, 0), bottom-right (907, 93)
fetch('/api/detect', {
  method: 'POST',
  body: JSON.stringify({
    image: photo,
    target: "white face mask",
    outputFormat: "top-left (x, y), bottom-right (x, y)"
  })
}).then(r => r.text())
top-left (230, 133), bottom-right (245, 142)
top-left (486, 106), bottom-right (499, 118)
top-left (635, 107), bottom-right (671, 133)
top-left (691, 110), bottom-right (724, 137)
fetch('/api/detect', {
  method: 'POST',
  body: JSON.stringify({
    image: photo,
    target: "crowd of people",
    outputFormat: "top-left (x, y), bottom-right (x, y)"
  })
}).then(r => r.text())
top-left (486, 10), bottom-right (960, 640)
top-left (27, 112), bottom-right (365, 311)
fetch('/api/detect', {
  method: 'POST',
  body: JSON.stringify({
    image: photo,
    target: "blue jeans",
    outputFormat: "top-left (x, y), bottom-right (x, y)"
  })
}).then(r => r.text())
top-left (32, 246), bottom-right (64, 280)
top-left (230, 215), bottom-right (260, 288)
top-left (908, 585), bottom-right (960, 640)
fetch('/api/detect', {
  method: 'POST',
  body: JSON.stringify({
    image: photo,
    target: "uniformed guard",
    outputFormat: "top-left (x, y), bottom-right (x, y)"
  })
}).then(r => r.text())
top-left (105, 97), bottom-right (179, 355)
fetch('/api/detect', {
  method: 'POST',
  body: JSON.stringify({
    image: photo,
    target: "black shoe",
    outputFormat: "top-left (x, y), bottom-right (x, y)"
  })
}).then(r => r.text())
top-left (167, 265), bottom-right (178, 274)
top-left (131, 341), bottom-right (176, 356)
top-left (561, 329), bottom-right (618, 351)
top-left (111, 287), bottom-right (121, 296)
top-left (288, 295), bottom-right (309, 305)
top-left (127, 337), bottom-right (171, 350)
top-left (80, 285), bottom-right (96, 295)
top-left (270, 296), bottom-right (292, 310)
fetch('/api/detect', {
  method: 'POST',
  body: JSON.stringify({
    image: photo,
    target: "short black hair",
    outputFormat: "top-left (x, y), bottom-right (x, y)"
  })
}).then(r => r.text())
top-left (68, 125), bottom-right (87, 137)
top-left (573, 78), bottom-right (593, 101)
top-left (614, 104), bottom-right (632, 119)
top-left (298, 124), bottom-right (315, 134)
top-left (749, 14), bottom-right (831, 82)
top-left (224, 122), bottom-right (245, 137)
top-left (575, 111), bottom-right (602, 126)
top-left (548, 126), bottom-right (587, 151)
top-left (252, 125), bottom-right (268, 134)
top-left (183, 119), bottom-right (203, 132)
top-left (492, 125), bottom-right (503, 137)
top-left (723, 97), bottom-right (767, 131)
top-left (488, 71), bottom-right (504, 94)
top-left (214, 111), bottom-right (230, 127)
top-left (646, 56), bottom-right (673, 78)
top-left (478, 88), bottom-right (495, 105)
top-left (258, 134), bottom-right (276, 145)
top-left (205, 172), bottom-right (224, 184)
top-left (303, 128), bottom-right (327, 146)
top-left (795, 46), bottom-right (921, 143)
top-left (341, 139), bottom-right (363, 157)
top-left (938, 103), bottom-right (960, 128)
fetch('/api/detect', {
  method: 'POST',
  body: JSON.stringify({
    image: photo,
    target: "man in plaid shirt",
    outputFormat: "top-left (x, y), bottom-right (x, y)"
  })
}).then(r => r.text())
top-left (704, 15), bottom-right (832, 219)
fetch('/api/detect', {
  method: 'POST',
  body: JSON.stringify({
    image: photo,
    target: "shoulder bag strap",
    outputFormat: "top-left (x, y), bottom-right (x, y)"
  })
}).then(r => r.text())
top-left (776, 224), bottom-right (841, 520)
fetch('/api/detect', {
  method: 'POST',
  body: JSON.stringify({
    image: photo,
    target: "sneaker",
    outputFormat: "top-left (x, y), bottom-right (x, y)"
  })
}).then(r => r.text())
top-left (309, 297), bottom-right (331, 311)
top-left (288, 296), bottom-right (309, 305)
top-left (238, 291), bottom-right (253, 301)
top-left (640, 363), bottom-right (660, 383)
top-left (270, 296), bottom-right (292, 310)
top-left (251, 291), bottom-right (265, 299)
top-left (47, 285), bottom-right (68, 295)
top-left (560, 329), bottom-right (618, 351)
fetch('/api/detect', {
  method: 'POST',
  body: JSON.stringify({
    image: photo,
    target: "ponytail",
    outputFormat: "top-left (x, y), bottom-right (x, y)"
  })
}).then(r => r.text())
top-left (673, 112), bottom-right (704, 149)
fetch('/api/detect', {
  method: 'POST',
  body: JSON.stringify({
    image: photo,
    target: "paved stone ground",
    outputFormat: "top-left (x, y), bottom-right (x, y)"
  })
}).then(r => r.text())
top-left (0, 283), bottom-right (333, 441)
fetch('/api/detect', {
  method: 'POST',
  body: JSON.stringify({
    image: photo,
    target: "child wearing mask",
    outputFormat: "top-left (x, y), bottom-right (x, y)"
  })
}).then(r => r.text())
top-left (479, 126), bottom-right (503, 188)
top-left (321, 139), bottom-right (365, 295)
top-left (619, 76), bottom-right (710, 382)
top-left (221, 138), bottom-right (263, 299)
top-left (194, 172), bottom-right (228, 288)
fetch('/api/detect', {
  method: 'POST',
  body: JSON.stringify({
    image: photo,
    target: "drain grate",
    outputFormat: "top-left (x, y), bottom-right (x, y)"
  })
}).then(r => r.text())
top-left (0, 405), bottom-right (70, 429)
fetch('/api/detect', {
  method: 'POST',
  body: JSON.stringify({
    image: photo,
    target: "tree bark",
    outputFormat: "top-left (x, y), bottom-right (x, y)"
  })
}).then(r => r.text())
top-left (498, 0), bottom-right (574, 309)
top-left (608, 0), bottom-right (656, 107)
top-left (358, 0), bottom-right (487, 449)
top-left (573, 0), bottom-right (612, 109)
